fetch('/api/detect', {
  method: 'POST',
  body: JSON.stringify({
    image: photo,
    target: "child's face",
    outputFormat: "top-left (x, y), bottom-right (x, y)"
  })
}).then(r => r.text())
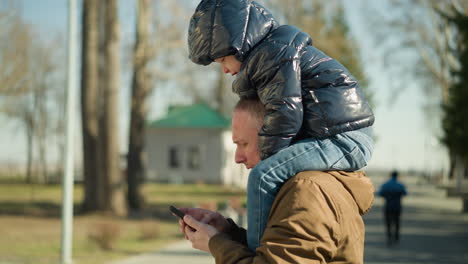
top-left (214, 55), bottom-right (241, 76)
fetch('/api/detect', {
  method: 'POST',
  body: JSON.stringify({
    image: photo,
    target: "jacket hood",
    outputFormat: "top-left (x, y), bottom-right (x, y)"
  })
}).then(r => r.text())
top-left (188, 0), bottom-right (278, 65)
top-left (328, 171), bottom-right (375, 215)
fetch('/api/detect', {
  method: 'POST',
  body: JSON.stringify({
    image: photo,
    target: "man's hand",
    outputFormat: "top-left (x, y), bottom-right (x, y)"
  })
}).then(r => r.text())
top-left (178, 207), bottom-right (230, 234)
top-left (183, 215), bottom-right (220, 253)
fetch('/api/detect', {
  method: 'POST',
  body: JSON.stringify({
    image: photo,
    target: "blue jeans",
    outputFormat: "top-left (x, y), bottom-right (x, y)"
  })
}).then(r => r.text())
top-left (246, 127), bottom-right (373, 251)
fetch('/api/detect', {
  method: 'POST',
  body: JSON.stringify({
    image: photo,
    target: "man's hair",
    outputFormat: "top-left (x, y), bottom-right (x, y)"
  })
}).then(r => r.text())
top-left (234, 98), bottom-right (265, 127)
top-left (391, 170), bottom-right (399, 179)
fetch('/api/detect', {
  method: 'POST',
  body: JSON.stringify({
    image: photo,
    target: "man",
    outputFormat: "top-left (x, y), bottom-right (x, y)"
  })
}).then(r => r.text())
top-left (378, 170), bottom-right (407, 246)
top-left (178, 99), bottom-right (375, 263)
top-left (188, 0), bottom-right (374, 250)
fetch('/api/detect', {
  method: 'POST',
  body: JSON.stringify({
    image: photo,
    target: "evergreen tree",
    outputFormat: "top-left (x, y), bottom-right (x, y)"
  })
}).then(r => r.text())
top-left (442, 8), bottom-right (468, 164)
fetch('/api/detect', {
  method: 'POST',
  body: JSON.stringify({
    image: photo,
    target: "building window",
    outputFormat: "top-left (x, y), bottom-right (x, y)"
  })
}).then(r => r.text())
top-left (187, 146), bottom-right (201, 170)
top-left (169, 146), bottom-right (180, 168)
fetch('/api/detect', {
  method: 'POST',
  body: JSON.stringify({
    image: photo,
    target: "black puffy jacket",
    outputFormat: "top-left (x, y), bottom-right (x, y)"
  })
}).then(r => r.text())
top-left (188, 0), bottom-right (374, 160)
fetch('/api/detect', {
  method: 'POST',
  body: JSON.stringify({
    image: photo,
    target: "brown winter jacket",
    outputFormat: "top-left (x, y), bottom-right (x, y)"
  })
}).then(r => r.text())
top-left (208, 170), bottom-right (374, 264)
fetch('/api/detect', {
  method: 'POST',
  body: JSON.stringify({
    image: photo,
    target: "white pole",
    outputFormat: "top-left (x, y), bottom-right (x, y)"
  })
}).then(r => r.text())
top-left (61, 0), bottom-right (77, 263)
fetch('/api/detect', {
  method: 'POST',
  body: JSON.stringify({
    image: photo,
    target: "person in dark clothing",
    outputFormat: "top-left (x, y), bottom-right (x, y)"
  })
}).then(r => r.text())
top-left (378, 170), bottom-right (407, 246)
top-left (188, 0), bottom-right (375, 250)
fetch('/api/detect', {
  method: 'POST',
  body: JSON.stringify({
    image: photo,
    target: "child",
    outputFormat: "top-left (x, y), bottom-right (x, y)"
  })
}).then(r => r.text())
top-left (188, 0), bottom-right (374, 251)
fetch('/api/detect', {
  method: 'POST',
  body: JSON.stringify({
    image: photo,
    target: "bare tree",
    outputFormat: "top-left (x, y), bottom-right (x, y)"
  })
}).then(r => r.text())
top-left (127, 0), bottom-right (152, 210)
top-left (264, 0), bottom-right (370, 97)
top-left (30, 43), bottom-right (56, 183)
top-left (80, 0), bottom-right (127, 215)
top-left (0, 11), bottom-right (34, 181)
top-left (148, 0), bottom-right (223, 104)
top-left (214, 68), bottom-right (227, 114)
top-left (8, 98), bottom-right (36, 183)
top-left (0, 10), bottom-right (31, 97)
top-left (1, 9), bottom-right (63, 183)
top-left (366, 0), bottom-right (465, 104)
top-left (81, 0), bottom-right (101, 211)
top-left (364, 0), bottom-right (468, 178)
top-left (102, 0), bottom-right (126, 216)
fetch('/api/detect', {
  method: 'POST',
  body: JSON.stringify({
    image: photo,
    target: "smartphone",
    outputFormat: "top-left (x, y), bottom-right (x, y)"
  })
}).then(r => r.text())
top-left (169, 205), bottom-right (185, 220)
top-left (169, 206), bottom-right (196, 231)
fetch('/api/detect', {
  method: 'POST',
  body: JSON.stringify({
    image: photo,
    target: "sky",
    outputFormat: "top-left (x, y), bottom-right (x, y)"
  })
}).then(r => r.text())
top-left (343, 0), bottom-right (448, 173)
top-left (0, 0), bottom-right (449, 174)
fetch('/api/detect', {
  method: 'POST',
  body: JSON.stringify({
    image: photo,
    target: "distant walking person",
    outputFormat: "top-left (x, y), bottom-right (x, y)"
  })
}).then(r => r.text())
top-left (378, 170), bottom-right (407, 246)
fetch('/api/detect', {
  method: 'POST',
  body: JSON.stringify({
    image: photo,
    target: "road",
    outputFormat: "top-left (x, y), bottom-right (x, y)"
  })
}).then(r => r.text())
top-left (364, 173), bottom-right (468, 264)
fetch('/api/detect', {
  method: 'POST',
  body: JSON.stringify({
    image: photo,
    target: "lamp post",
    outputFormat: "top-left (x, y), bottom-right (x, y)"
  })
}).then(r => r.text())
top-left (61, 0), bottom-right (78, 263)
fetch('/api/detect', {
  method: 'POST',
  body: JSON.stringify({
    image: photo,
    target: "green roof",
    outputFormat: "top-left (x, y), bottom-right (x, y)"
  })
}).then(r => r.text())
top-left (148, 103), bottom-right (230, 128)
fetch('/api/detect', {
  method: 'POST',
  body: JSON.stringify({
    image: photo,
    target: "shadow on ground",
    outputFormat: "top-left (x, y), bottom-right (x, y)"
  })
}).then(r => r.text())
top-left (364, 204), bottom-right (468, 264)
top-left (0, 201), bottom-right (62, 217)
top-left (0, 200), bottom-right (195, 222)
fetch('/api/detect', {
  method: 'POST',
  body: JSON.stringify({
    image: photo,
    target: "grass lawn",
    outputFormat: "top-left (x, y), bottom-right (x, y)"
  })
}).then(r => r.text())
top-left (0, 181), bottom-right (245, 264)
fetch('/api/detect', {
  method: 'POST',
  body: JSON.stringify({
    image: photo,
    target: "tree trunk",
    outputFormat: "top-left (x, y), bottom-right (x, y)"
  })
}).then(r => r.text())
top-left (95, 0), bottom-right (108, 211)
top-left (127, 0), bottom-right (151, 210)
top-left (37, 82), bottom-right (48, 183)
top-left (26, 118), bottom-right (34, 183)
top-left (215, 67), bottom-right (226, 115)
top-left (81, 0), bottom-right (101, 212)
top-left (38, 137), bottom-right (48, 183)
top-left (102, 0), bottom-right (127, 216)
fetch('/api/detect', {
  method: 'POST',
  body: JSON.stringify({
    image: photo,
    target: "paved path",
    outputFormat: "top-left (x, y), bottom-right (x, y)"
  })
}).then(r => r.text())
top-left (110, 240), bottom-right (214, 264)
top-left (364, 174), bottom-right (468, 264)
top-left (111, 173), bottom-right (468, 264)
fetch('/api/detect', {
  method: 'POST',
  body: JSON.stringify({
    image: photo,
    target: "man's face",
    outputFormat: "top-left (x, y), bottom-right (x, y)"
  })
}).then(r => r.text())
top-left (232, 110), bottom-right (261, 169)
top-left (214, 55), bottom-right (241, 76)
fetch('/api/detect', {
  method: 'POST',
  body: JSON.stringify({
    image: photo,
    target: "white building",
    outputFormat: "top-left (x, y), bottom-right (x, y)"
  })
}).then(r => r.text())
top-left (145, 103), bottom-right (248, 188)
